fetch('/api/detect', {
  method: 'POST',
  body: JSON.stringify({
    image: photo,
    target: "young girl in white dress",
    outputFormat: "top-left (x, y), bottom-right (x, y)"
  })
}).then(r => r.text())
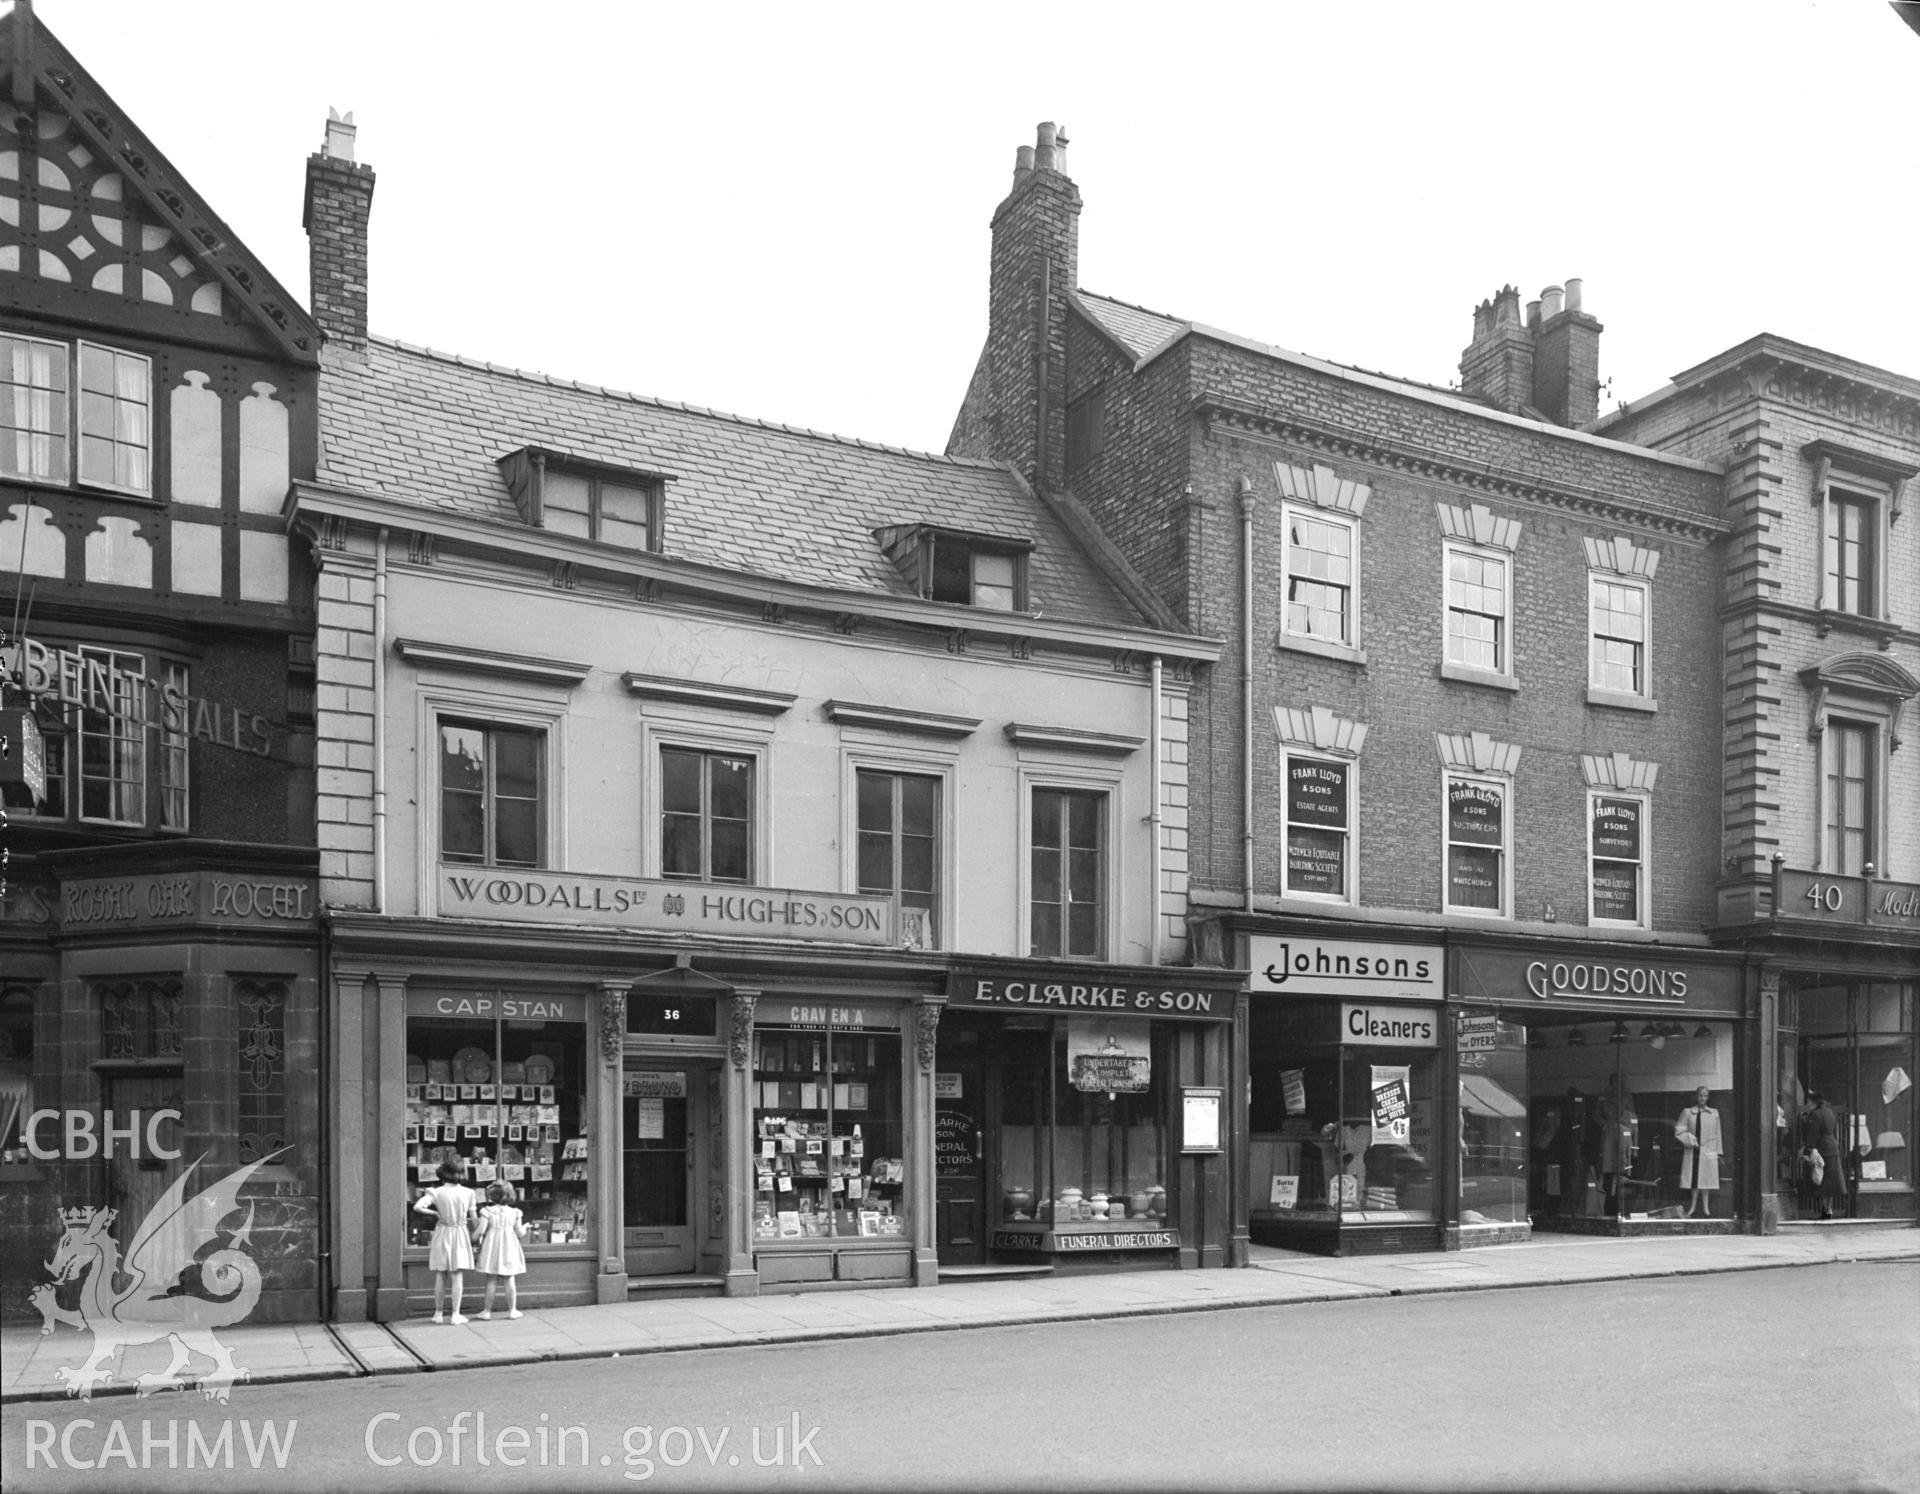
top-left (475, 1180), bottom-right (529, 1320)
top-left (412, 1158), bottom-right (479, 1323)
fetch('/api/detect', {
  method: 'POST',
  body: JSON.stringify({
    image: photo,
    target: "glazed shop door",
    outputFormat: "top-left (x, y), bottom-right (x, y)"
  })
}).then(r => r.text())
top-left (935, 1019), bottom-right (986, 1265)
top-left (623, 1063), bottom-right (710, 1275)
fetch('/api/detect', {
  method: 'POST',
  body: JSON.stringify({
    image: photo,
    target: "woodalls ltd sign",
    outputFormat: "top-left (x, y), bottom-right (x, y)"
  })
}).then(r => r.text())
top-left (436, 865), bottom-right (896, 945)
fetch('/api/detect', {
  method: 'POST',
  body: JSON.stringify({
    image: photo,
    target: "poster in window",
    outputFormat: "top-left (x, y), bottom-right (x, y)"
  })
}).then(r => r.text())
top-left (1287, 828), bottom-right (1346, 897)
top-left (1448, 845), bottom-right (1502, 909)
top-left (1591, 797), bottom-right (1641, 861)
top-left (1288, 760), bottom-right (1348, 828)
top-left (1065, 1017), bottom-right (1151, 1093)
top-left (1592, 863), bottom-right (1639, 922)
top-left (1448, 781), bottom-right (1503, 845)
top-left (1370, 1065), bottom-right (1411, 1146)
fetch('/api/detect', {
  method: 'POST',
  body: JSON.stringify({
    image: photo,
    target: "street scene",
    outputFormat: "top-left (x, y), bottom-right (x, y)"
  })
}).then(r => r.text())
top-left (3, 4), bottom-right (1919, 1493)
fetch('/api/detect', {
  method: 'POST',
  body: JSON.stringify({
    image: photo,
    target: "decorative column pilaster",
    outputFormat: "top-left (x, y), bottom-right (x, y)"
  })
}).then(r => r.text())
top-left (910, 1000), bottom-right (943, 1285)
top-left (593, 982), bottom-right (629, 1303)
top-left (369, 972), bottom-right (410, 1322)
top-left (723, 991), bottom-right (760, 1296)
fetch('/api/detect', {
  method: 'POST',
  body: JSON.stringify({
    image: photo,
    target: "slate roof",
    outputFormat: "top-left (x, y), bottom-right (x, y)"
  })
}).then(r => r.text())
top-left (1076, 291), bottom-right (1481, 407)
top-left (318, 339), bottom-right (1150, 628)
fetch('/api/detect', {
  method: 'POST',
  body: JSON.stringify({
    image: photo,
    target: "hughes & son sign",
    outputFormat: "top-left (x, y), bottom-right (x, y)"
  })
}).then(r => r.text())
top-left (436, 866), bottom-right (897, 945)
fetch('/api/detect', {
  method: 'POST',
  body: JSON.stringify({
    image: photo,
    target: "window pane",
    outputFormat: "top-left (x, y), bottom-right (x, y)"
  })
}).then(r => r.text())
top-left (661, 813), bottom-right (702, 878)
top-left (857, 772), bottom-right (893, 834)
top-left (1067, 792), bottom-right (1101, 850)
top-left (443, 788), bottom-right (486, 861)
top-left (929, 541), bottom-right (971, 604)
top-left (857, 831), bottom-right (894, 894)
top-left (972, 552), bottom-right (1015, 610)
top-left (492, 797), bottom-right (540, 867)
top-left (1030, 903), bottom-right (1061, 958)
top-left (1449, 846), bottom-right (1502, 909)
top-left (709, 819), bottom-right (749, 882)
top-left (708, 755), bottom-right (752, 820)
top-left (599, 481), bottom-right (652, 549)
top-left (900, 776), bottom-right (937, 836)
top-left (543, 470), bottom-right (591, 537)
top-left (1032, 844), bottom-right (1061, 905)
top-left (492, 731), bottom-right (541, 800)
top-left (1, 334), bottom-right (71, 483)
top-left (441, 726), bottom-right (487, 793)
top-left (1033, 789), bottom-right (1061, 846)
top-left (661, 748), bottom-right (702, 814)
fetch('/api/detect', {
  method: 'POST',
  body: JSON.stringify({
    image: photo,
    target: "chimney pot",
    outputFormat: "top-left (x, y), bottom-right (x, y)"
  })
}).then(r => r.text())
top-left (1541, 284), bottom-right (1565, 319)
top-left (323, 106), bottom-right (357, 164)
top-left (1034, 120), bottom-right (1057, 172)
top-left (1013, 143), bottom-right (1034, 186)
top-left (1526, 299), bottom-right (1542, 329)
top-left (1564, 277), bottom-right (1583, 313)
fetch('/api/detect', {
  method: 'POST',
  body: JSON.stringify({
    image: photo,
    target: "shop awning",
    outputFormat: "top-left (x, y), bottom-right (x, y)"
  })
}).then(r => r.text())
top-left (1460, 1073), bottom-right (1526, 1118)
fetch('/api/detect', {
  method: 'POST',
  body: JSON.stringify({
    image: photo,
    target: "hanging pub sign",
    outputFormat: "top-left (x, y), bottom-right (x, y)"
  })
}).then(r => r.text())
top-left (0, 705), bottom-right (46, 808)
top-left (1065, 1017), bottom-right (1150, 1093)
top-left (1447, 779), bottom-right (1503, 908)
top-left (1286, 758), bottom-right (1348, 896)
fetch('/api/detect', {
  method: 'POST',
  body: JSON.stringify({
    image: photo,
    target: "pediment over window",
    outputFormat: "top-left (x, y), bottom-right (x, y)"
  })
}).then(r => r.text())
top-left (1801, 652), bottom-right (1918, 752)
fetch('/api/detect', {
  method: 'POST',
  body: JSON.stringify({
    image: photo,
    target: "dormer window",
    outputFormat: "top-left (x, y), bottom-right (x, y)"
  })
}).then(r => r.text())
top-left (497, 447), bottom-right (669, 553)
top-left (875, 524), bottom-right (1031, 612)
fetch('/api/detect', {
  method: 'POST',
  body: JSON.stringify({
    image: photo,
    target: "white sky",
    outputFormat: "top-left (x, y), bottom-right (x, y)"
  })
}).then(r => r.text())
top-left (32, 0), bottom-right (1920, 455)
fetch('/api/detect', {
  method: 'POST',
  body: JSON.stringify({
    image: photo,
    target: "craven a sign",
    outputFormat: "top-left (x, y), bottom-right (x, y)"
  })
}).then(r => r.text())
top-left (437, 865), bottom-right (896, 945)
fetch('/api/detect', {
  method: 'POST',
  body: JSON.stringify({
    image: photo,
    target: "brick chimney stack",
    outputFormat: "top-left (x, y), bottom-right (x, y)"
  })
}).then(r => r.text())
top-left (1458, 279), bottom-right (1603, 428)
top-left (947, 121), bottom-right (1081, 488)
top-left (1458, 286), bottom-right (1534, 416)
top-left (303, 108), bottom-right (376, 352)
top-left (1532, 277), bottom-right (1603, 427)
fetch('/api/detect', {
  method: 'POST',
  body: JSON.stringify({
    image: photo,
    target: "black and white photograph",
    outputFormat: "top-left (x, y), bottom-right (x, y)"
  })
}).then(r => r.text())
top-left (2, 2), bottom-right (1917, 1490)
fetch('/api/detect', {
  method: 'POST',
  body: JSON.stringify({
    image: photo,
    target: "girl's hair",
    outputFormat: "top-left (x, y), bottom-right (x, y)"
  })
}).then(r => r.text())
top-left (487, 1180), bottom-right (517, 1205)
top-left (436, 1157), bottom-right (468, 1184)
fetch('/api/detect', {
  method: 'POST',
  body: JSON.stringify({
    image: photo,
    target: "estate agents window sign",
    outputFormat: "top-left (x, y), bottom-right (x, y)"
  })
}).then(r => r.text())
top-left (1285, 756), bottom-right (1349, 898)
top-left (1446, 778), bottom-right (1505, 911)
top-left (1591, 795), bottom-right (1644, 923)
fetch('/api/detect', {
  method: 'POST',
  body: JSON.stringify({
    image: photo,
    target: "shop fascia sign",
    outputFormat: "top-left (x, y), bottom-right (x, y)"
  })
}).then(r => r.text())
top-left (1454, 946), bottom-right (1740, 1013)
top-left (2, 637), bottom-right (273, 757)
top-left (990, 1226), bottom-right (1180, 1252)
top-left (1774, 865), bottom-right (1920, 932)
top-left (59, 870), bottom-right (316, 930)
top-left (1246, 935), bottom-right (1443, 1001)
top-left (949, 973), bottom-right (1228, 1020)
top-left (437, 865), bottom-right (897, 946)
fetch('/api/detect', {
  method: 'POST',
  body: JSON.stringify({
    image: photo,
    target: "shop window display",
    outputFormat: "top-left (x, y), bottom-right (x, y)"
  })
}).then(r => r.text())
top-left (1457, 1012), bottom-right (1528, 1226)
top-left (1248, 1004), bottom-right (1436, 1224)
top-left (1785, 979), bottom-right (1914, 1208)
top-left (404, 1012), bottom-right (590, 1248)
top-left (751, 1021), bottom-right (906, 1240)
top-left (995, 1021), bottom-right (1171, 1228)
top-left (1526, 1019), bottom-right (1739, 1222)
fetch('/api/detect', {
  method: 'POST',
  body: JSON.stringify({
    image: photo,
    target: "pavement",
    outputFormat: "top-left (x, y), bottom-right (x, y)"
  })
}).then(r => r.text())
top-left (5, 1222), bottom-right (1915, 1405)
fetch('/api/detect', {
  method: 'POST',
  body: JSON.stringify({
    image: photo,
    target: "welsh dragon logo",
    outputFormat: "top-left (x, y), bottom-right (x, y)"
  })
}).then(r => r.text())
top-left (30, 1151), bottom-right (282, 1402)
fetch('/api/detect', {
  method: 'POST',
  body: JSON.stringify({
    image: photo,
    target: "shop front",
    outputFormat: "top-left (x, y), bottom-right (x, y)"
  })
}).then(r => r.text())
top-left (1451, 941), bottom-right (1749, 1238)
top-left (938, 959), bottom-right (1242, 1273)
top-left (330, 867), bottom-right (949, 1320)
top-left (0, 842), bottom-right (322, 1324)
top-left (1752, 867), bottom-right (1918, 1227)
top-left (1243, 933), bottom-right (1448, 1256)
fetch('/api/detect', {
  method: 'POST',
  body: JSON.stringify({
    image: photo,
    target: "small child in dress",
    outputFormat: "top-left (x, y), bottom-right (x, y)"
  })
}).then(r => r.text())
top-left (411, 1158), bottom-right (478, 1324)
top-left (475, 1180), bottom-right (529, 1320)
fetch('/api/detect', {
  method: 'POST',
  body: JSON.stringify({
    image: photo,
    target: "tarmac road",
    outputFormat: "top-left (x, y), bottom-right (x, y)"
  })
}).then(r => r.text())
top-left (4, 1260), bottom-right (1914, 1493)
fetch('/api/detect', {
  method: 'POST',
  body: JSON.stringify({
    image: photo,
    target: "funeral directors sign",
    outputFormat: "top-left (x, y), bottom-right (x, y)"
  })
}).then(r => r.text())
top-left (437, 865), bottom-right (897, 945)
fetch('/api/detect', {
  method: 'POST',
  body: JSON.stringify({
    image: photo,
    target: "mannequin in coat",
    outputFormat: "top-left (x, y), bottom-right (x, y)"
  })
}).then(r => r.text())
top-left (1675, 1086), bottom-right (1724, 1217)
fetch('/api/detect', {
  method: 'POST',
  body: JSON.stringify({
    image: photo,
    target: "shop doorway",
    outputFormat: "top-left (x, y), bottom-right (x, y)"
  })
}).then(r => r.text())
top-left (934, 1019), bottom-right (986, 1264)
top-left (622, 1059), bottom-right (720, 1276)
top-left (102, 1070), bottom-right (186, 1264)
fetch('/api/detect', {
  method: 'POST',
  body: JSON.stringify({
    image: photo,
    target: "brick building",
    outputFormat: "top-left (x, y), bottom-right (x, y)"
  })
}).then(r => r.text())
top-left (1, 8), bottom-right (324, 1322)
top-left (1598, 339), bottom-right (1920, 1225)
top-left (949, 126), bottom-right (1766, 1254)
